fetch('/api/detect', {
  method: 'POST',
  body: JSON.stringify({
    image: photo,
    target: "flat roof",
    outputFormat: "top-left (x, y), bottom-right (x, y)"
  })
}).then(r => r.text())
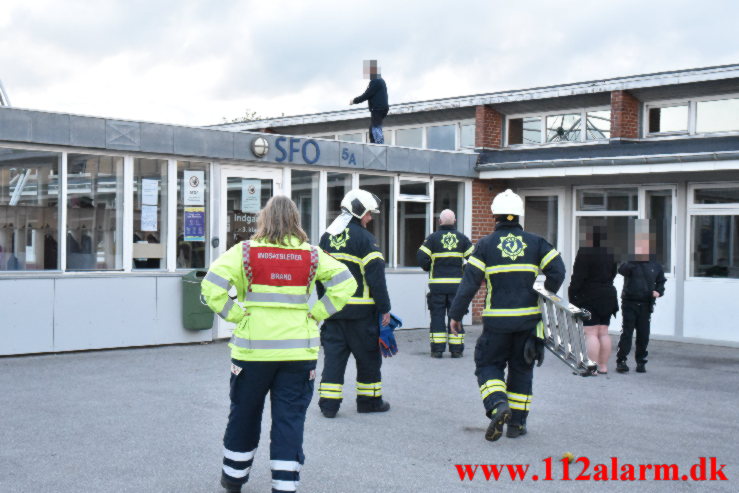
top-left (214, 63), bottom-right (739, 131)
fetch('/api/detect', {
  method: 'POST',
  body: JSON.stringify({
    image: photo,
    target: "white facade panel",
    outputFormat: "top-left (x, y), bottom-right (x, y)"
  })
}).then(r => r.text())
top-left (0, 279), bottom-right (55, 355)
top-left (683, 280), bottom-right (739, 342)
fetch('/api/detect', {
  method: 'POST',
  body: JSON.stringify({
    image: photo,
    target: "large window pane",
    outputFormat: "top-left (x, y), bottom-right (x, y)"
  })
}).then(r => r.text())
top-left (577, 216), bottom-right (633, 263)
top-left (646, 190), bottom-right (672, 273)
top-left (133, 158), bottom-right (167, 269)
top-left (434, 180), bottom-right (464, 232)
top-left (359, 174), bottom-right (392, 262)
top-left (326, 172), bottom-right (352, 228)
top-left (524, 196), bottom-right (558, 248)
top-left (225, 177), bottom-right (272, 250)
top-left (508, 117), bottom-right (542, 145)
top-left (694, 187), bottom-right (739, 205)
top-left (586, 110), bottom-right (611, 140)
top-left (291, 170), bottom-right (320, 243)
top-left (398, 201), bottom-right (428, 267)
top-left (696, 98), bottom-right (739, 134)
top-left (395, 127), bottom-right (423, 148)
top-left (66, 154), bottom-right (123, 270)
top-left (460, 124), bottom-right (475, 148)
top-left (546, 113), bottom-right (582, 142)
top-left (0, 148), bottom-right (60, 271)
top-left (691, 215), bottom-right (739, 278)
top-left (648, 105), bottom-right (688, 133)
top-left (577, 188), bottom-right (638, 211)
top-left (426, 124), bottom-right (455, 151)
top-left (177, 161), bottom-right (209, 269)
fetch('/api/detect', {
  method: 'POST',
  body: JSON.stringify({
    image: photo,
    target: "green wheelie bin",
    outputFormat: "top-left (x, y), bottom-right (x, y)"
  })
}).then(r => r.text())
top-left (182, 269), bottom-right (214, 330)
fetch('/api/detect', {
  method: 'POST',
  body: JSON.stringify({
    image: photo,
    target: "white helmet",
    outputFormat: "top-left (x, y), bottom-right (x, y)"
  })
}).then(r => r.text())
top-left (341, 189), bottom-right (380, 219)
top-left (491, 189), bottom-right (524, 217)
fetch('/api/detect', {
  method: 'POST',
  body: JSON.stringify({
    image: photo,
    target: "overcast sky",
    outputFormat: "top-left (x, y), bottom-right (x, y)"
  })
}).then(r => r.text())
top-left (1, 0), bottom-right (736, 126)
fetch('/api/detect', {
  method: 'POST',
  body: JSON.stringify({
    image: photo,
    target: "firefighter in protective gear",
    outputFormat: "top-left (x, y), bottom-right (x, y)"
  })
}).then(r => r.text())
top-left (449, 189), bottom-right (565, 442)
top-left (201, 196), bottom-right (357, 493)
top-left (317, 188), bottom-right (392, 418)
top-left (416, 209), bottom-right (473, 358)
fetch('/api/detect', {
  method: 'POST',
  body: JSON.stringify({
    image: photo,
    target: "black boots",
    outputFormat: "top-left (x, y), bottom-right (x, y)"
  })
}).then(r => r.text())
top-left (357, 399), bottom-right (391, 413)
top-left (636, 362), bottom-right (647, 373)
top-left (220, 473), bottom-right (242, 493)
top-left (431, 351), bottom-right (443, 358)
top-left (485, 401), bottom-right (511, 442)
top-left (506, 423), bottom-right (527, 438)
top-left (450, 352), bottom-right (463, 358)
top-left (616, 361), bottom-right (629, 373)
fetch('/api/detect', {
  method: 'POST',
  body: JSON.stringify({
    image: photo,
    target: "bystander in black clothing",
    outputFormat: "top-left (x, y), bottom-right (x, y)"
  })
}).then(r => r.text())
top-left (569, 247), bottom-right (618, 325)
top-left (352, 76), bottom-right (389, 144)
top-left (616, 259), bottom-right (666, 373)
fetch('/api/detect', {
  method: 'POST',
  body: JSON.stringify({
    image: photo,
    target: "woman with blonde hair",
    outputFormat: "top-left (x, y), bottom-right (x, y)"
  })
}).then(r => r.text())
top-left (201, 195), bottom-right (357, 493)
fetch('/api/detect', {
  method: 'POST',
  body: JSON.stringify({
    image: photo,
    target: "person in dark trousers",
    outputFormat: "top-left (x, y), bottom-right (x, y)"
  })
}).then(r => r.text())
top-left (417, 209), bottom-right (473, 358)
top-left (568, 226), bottom-right (618, 374)
top-left (317, 189), bottom-right (392, 418)
top-left (449, 189), bottom-right (565, 442)
top-left (350, 59), bottom-right (389, 144)
top-left (616, 224), bottom-right (666, 374)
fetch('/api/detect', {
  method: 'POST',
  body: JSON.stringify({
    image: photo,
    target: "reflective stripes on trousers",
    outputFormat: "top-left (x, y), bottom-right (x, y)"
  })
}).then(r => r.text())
top-left (222, 446), bottom-right (256, 482)
top-left (318, 382), bottom-right (343, 399)
top-left (480, 379), bottom-right (506, 401)
top-left (356, 381), bottom-right (382, 398)
top-left (429, 332), bottom-right (448, 344)
top-left (272, 460), bottom-right (301, 492)
top-left (507, 391), bottom-right (532, 411)
top-left (448, 333), bottom-right (464, 346)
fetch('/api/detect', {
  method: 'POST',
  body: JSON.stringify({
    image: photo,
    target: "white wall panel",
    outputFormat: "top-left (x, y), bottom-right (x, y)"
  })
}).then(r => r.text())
top-left (0, 279), bottom-right (54, 355)
top-left (683, 280), bottom-right (739, 342)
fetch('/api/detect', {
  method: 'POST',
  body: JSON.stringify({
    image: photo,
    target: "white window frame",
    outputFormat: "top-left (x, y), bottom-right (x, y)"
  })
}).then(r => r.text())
top-left (425, 122), bottom-right (457, 152)
top-left (459, 119), bottom-right (476, 150)
top-left (643, 93), bottom-right (739, 139)
top-left (517, 187), bottom-right (565, 252)
top-left (505, 106), bottom-right (611, 148)
top-left (686, 181), bottom-right (739, 282)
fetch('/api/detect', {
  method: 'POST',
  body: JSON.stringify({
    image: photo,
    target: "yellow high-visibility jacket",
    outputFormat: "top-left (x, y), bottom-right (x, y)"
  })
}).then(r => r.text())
top-left (201, 237), bottom-right (357, 362)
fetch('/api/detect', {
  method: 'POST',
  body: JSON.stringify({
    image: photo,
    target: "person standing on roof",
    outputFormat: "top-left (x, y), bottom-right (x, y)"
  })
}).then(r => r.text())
top-left (350, 60), bottom-right (389, 144)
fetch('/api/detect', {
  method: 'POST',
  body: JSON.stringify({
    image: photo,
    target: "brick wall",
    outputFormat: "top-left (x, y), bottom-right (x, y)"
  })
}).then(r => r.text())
top-left (610, 90), bottom-right (640, 139)
top-left (475, 105), bottom-right (504, 149)
top-left (469, 179), bottom-right (509, 322)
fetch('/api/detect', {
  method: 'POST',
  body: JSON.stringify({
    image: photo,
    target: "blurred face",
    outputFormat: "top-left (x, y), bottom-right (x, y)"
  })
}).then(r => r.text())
top-left (361, 212), bottom-right (373, 227)
top-left (634, 235), bottom-right (650, 258)
top-left (363, 60), bottom-right (379, 79)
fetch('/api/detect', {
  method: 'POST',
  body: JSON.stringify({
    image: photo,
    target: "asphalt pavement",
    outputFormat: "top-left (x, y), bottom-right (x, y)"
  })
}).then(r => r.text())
top-left (1, 326), bottom-right (737, 492)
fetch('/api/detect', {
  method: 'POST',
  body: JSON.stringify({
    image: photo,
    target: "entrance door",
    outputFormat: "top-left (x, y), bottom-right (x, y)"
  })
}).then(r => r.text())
top-left (216, 166), bottom-right (283, 338)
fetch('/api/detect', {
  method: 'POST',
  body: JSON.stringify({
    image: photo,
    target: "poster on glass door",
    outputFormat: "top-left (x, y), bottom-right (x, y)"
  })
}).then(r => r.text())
top-left (241, 179), bottom-right (261, 213)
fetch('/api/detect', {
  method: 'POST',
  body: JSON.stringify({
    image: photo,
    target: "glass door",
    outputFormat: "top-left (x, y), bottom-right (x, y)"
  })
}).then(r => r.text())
top-left (216, 166), bottom-right (282, 338)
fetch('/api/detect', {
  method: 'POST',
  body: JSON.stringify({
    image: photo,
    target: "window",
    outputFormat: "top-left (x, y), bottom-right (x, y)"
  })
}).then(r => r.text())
top-left (689, 184), bottom-right (739, 279)
top-left (291, 170), bottom-right (320, 243)
top-left (426, 124), bottom-right (455, 151)
top-left (359, 174), bottom-right (392, 263)
top-left (66, 154), bottom-right (124, 270)
top-left (576, 216), bottom-right (633, 262)
top-left (0, 148), bottom-right (61, 271)
top-left (433, 180), bottom-right (464, 232)
top-left (177, 161), bottom-right (209, 269)
top-left (508, 117), bottom-right (542, 145)
top-left (460, 124), bottom-right (475, 148)
top-left (646, 190), bottom-right (673, 273)
top-left (326, 172), bottom-right (352, 228)
top-left (395, 127), bottom-right (423, 148)
top-left (696, 97), bottom-right (739, 134)
top-left (577, 188), bottom-right (638, 212)
top-left (546, 113), bottom-right (582, 143)
top-left (524, 195), bottom-right (558, 248)
top-left (132, 158), bottom-right (167, 269)
top-left (647, 104), bottom-right (688, 134)
top-left (397, 179), bottom-right (430, 267)
top-left (338, 132), bottom-right (363, 143)
top-left (585, 110), bottom-right (611, 140)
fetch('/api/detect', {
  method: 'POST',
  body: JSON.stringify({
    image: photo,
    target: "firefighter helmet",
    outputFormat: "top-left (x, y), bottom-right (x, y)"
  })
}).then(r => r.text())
top-left (341, 189), bottom-right (381, 219)
top-left (491, 189), bottom-right (524, 217)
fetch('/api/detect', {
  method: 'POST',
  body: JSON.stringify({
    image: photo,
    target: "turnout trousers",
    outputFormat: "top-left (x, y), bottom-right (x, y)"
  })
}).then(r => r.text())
top-left (474, 327), bottom-right (535, 426)
top-left (617, 300), bottom-right (652, 365)
top-left (428, 292), bottom-right (465, 354)
top-left (318, 317), bottom-right (382, 413)
top-left (222, 359), bottom-right (316, 493)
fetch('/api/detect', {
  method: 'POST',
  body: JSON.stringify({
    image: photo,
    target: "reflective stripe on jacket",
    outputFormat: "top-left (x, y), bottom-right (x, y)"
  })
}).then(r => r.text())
top-left (449, 221), bottom-right (566, 332)
top-left (416, 225), bottom-right (473, 294)
top-left (201, 237), bottom-right (357, 362)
